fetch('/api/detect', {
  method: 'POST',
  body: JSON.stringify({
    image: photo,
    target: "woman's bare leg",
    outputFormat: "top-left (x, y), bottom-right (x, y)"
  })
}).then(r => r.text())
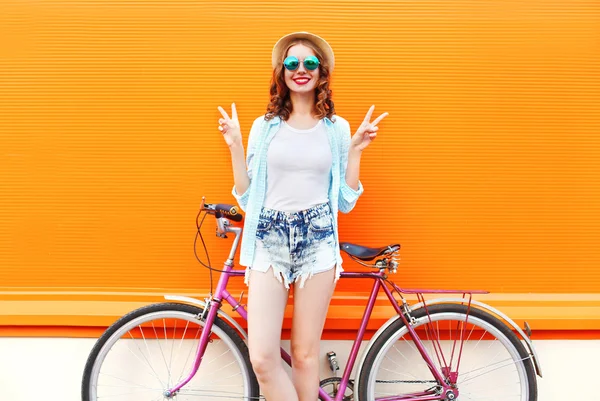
top-left (247, 267), bottom-right (298, 401)
top-left (290, 266), bottom-right (337, 401)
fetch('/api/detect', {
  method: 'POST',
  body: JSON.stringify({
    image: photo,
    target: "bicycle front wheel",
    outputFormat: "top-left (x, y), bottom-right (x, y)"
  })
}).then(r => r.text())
top-left (82, 302), bottom-right (259, 401)
top-left (357, 303), bottom-right (537, 401)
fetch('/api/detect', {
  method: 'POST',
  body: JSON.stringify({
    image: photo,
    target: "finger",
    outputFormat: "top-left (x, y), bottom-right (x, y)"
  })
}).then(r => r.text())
top-left (363, 105), bottom-right (375, 124)
top-left (231, 103), bottom-right (238, 121)
top-left (219, 118), bottom-right (225, 124)
top-left (369, 133), bottom-right (377, 139)
top-left (371, 112), bottom-right (389, 126)
top-left (217, 106), bottom-right (230, 121)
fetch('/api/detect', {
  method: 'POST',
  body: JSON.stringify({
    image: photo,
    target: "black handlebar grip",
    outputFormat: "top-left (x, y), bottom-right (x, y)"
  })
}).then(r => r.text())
top-left (215, 204), bottom-right (243, 222)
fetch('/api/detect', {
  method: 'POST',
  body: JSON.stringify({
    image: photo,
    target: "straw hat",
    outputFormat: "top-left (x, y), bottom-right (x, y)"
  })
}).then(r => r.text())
top-left (271, 31), bottom-right (335, 72)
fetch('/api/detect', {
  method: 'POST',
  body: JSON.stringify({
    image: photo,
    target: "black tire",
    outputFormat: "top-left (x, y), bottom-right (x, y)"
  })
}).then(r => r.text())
top-left (81, 302), bottom-right (260, 401)
top-left (357, 303), bottom-right (537, 401)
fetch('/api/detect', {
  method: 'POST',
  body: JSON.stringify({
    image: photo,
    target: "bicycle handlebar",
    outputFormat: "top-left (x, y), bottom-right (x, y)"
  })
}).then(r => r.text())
top-left (214, 203), bottom-right (243, 222)
top-left (201, 198), bottom-right (244, 223)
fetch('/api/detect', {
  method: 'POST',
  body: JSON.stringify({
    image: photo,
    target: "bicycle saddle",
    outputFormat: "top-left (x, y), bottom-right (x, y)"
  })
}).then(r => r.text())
top-left (339, 242), bottom-right (401, 261)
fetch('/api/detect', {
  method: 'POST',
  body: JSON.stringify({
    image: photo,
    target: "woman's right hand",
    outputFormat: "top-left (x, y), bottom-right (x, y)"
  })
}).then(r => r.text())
top-left (217, 103), bottom-right (242, 148)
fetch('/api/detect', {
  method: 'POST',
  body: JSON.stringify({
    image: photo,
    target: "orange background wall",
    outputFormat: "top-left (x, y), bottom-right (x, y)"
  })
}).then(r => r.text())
top-left (1, 0), bottom-right (599, 334)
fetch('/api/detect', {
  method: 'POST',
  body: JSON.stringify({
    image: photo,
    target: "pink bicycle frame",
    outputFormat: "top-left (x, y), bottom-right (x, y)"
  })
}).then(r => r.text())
top-left (166, 258), bottom-right (487, 401)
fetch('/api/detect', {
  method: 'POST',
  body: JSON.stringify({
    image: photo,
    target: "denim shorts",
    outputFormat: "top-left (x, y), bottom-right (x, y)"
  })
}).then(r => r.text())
top-left (244, 202), bottom-right (342, 289)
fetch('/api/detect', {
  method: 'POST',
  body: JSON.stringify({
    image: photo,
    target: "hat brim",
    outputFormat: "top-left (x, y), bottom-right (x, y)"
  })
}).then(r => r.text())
top-left (272, 31), bottom-right (335, 72)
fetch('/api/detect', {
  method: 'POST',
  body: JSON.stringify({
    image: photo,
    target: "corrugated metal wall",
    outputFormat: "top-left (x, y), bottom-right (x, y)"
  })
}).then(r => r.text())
top-left (1, 0), bottom-right (599, 298)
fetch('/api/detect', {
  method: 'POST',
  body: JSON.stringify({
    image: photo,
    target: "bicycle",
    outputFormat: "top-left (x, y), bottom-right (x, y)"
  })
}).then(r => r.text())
top-left (82, 197), bottom-right (542, 401)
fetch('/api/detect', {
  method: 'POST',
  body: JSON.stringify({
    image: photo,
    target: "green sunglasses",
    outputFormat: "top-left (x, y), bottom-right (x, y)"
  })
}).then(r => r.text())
top-left (283, 55), bottom-right (320, 71)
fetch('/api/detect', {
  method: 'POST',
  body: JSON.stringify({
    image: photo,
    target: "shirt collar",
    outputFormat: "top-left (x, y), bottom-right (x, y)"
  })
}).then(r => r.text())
top-left (268, 115), bottom-right (335, 125)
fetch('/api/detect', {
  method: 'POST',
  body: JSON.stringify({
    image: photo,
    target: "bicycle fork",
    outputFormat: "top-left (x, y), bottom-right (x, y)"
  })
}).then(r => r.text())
top-left (162, 294), bottom-right (222, 398)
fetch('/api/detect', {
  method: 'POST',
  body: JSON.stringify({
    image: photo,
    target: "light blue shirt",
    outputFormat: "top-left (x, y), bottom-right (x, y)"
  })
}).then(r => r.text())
top-left (232, 114), bottom-right (364, 268)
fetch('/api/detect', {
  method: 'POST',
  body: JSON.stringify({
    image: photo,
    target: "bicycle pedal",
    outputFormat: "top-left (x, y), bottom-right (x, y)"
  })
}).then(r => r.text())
top-left (326, 351), bottom-right (340, 372)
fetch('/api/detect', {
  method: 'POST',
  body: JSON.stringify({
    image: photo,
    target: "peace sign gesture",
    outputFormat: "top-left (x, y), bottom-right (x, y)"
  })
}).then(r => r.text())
top-left (217, 103), bottom-right (242, 148)
top-left (350, 105), bottom-right (389, 152)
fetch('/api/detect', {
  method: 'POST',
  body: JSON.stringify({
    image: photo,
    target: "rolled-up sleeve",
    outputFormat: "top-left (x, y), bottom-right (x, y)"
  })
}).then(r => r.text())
top-left (232, 117), bottom-right (262, 212)
top-left (338, 118), bottom-right (365, 213)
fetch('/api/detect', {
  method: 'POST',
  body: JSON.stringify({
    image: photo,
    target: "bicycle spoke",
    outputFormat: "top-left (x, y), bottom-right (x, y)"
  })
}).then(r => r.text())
top-left (458, 355), bottom-right (532, 385)
top-left (150, 321), bottom-right (172, 386)
top-left (466, 338), bottom-right (507, 383)
top-left (404, 331), bottom-right (442, 378)
top-left (182, 379), bottom-right (245, 388)
top-left (136, 324), bottom-right (167, 389)
top-left (459, 356), bottom-right (522, 381)
top-left (175, 389), bottom-right (257, 399)
top-left (96, 386), bottom-right (161, 398)
top-left (392, 343), bottom-right (434, 380)
top-left (391, 345), bottom-right (411, 364)
top-left (455, 326), bottom-right (489, 383)
top-left (124, 332), bottom-right (165, 388)
top-left (194, 360), bottom-right (242, 385)
top-left (169, 319), bottom-right (177, 386)
top-left (97, 383), bottom-right (163, 391)
top-left (380, 365), bottom-right (427, 382)
top-left (176, 387), bottom-right (266, 400)
top-left (98, 371), bottom-right (159, 391)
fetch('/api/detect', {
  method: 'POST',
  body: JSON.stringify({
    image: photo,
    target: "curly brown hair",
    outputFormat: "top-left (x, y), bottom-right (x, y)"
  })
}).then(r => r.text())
top-left (265, 38), bottom-right (336, 122)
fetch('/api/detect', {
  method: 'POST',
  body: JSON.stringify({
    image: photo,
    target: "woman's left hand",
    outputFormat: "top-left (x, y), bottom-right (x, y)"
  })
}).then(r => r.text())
top-left (350, 105), bottom-right (389, 152)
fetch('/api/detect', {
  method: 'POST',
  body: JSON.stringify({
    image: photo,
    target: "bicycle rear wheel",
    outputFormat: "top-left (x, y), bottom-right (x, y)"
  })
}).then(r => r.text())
top-left (357, 303), bottom-right (537, 401)
top-left (82, 302), bottom-right (259, 401)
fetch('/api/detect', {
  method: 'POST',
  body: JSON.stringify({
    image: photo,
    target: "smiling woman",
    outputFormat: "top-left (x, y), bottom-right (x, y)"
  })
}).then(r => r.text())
top-left (267, 33), bottom-right (338, 123)
top-left (217, 31), bottom-right (388, 401)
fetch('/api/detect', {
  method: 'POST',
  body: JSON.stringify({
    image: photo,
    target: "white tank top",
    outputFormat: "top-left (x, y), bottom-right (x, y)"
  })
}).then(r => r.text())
top-left (263, 119), bottom-right (332, 213)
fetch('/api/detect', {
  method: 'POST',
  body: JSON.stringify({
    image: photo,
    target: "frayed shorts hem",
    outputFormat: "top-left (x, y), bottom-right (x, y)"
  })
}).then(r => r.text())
top-left (244, 261), bottom-right (344, 290)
